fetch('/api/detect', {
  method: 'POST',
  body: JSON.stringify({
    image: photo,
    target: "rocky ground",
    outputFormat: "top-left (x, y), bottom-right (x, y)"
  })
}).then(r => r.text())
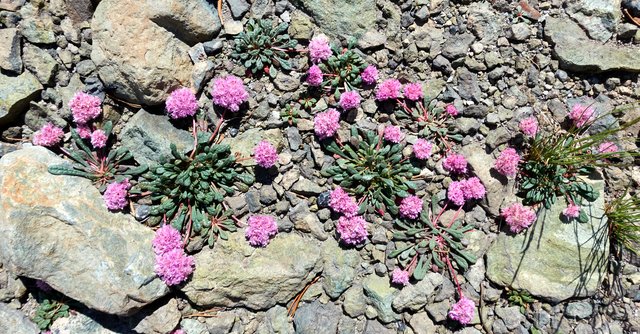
top-left (1, 0), bottom-right (640, 333)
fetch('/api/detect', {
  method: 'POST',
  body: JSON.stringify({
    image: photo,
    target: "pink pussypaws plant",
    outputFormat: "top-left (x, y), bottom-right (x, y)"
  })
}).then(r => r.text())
top-left (69, 92), bottom-right (101, 124)
top-left (211, 75), bottom-right (248, 112)
top-left (494, 148), bottom-right (521, 178)
top-left (314, 108), bottom-right (341, 139)
top-left (32, 123), bottom-right (64, 147)
top-left (253, 140), bottom-right (278, 168)
top-left (391, 268), bottom-right (410, 286)
top-left (166, 87), bottom-right (198, 119)
top-left (336, 215), bottom-right (368, 245)
top-left (448, 296), bottom-right (475, 325)
top-left (245, 215), bottom-right (278, 247)
top-left (501, 203), bottom-right (537, 233)
top-left (103, 179), bottom-right (131, 211)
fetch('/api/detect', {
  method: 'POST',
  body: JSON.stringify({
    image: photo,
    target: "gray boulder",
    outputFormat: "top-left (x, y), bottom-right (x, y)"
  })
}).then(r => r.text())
top-left (567, 0), bottom-right (621, 42)
top-left (0, 28), bottom-right (22, 73)
top-left (289, 0), bottom-right (377, 37)
top-left (0, 303), bottom-right (38, 334)
top-left (0, 71), bottom-right (42, 126)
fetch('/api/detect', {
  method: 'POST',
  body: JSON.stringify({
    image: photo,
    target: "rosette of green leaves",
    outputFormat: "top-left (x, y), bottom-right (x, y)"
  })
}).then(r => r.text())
top-left (394, 98), bottom-right (463, 151)
top-left (318, 38), bottom-right (366, 98)
top-left (321, 126), bottom-right (421, 215)
top-left (33, 299), bottom-right (69, 330)
top-left (231, 18), bottom-right (298, 77)
top-left (141, 132), bottom-right (254, 248)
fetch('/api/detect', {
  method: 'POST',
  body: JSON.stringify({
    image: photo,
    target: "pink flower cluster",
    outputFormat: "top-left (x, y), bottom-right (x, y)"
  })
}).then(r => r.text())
top-left (314, 108), bottom-right (341, 139)
top-left (339, 91), bottom-right (361, 110)
top-left (329, 187), bottom-right (359, 217)
top-left (254, 140), bottom-right (278, 168)
top-left (307, 65), bottom-right (323, 86)
top-left (76, 124), bottom-right (91, 139)
top-left (383, 125), bottom-right (404, 143)
top-left (447, 177), bottom-right (485, 206)
top-left (445, 104), bottom-right (459, 117)
top-left (412, 139), bottom-right (433, 160)
top-left (152, 224), bottom-right (194, 286)
top-left (166, 87), bottom-right (198, 119)
top-left (391, 268), bottom-right (410, 286)
top-left (360, 65), bottom-right (378, 85)
top-left (562, 204), bottom-right (581, 219)
top-left (448, 296), bottom-right (475, 325)
top-left (376, 79), bottom-right (402, 101)
top-left (32, 123), bottom-right (64, 147)
top-left (501, 203), bottom-right (536, 233)
top-left (336, 215), bottom-right (368, 245)
top-left (211, 75), bottom-right (248, 112)
top-left (399, 195), bottom-right (423, 219)
top-left (91, 129), bottom-right (108, 149)
top-left (403, 82), bottom-right (423, 101)
top-left (442, 153), bottom-right (468, 174)
top-left (103, 179), bottom-right (130, 211)
top-left (519, 117), bottom-right (538, 137)
top-left (494, 148), bottom-right (520, 178)
top-left (597, 142), bottom-right (618, 154)
top-left (569, 103), bottom-right (595, 128)
top-left (69, 92), bottom-right (101, 124)
top-left (246, 215), bottom-right (278, 247)
top-left (309, 35), bottom-right (332, 63)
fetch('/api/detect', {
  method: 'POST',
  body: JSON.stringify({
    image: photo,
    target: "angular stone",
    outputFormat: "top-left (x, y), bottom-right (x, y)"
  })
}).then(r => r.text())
top-left (0, 71), bottom-right (42, 125)
top-left (131, 299), bottom-right (181, 334)
top-left (442, 32), bottom-right (475, 59)
top-left (392, 273), bottom-right (443, 312)
top-left (293, 300), bottom-right (341, 334)
top-left (343, 283), bottom-right (366, 317)
top-left (291, 178), bottom-right (324, 196)
top-left (486, 176), bottom-right (609, 302)
top-left (0, 28), bottom-right (21, 73)
top-left (62, 0), bottom-right (95, 23)
top-left (22, 44), bottom-right (58, 85)
top-left (357, 30), bottom-right (387, 50)
top-left (0, 303), bottom-right (38, 334)
top-left (19, 4), bottom-right (56, 44)
top-left (0, 147), bottom-right (168, 315)
top-left (289, 0), bottom-right (377, 37)
top-left (49, 311), bottom-right (125, 334)
top-left (181, 232), bottom-right (323, 310)
top-left (567, 0), bottom-right (621, 42)
top-left (322, 238), bottom-right (360, 298)
top-left (363, 275), bottom-right (400, 324)
top-left (223, 128), bottom-right (284, 167)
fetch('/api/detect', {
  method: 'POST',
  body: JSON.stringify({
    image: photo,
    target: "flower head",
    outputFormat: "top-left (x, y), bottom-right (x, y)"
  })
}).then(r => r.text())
top-left (383, 125), bottom-right (404, 143)
top-left (32, 123), bottom-right (64, 147)
top-left (245, 215), bottom-right (278, 247)
top-left (494, 148), bottom-right (520, 178)
top-left (376, 79), bottom-right (402, 101)
top-left (361, 65), bottom-right (379, 85)
top-left (447, 181), bottom-right (466, 207)
top-left (519, 117), bottom-right (538, 137)
top-left (448, 296), bottom-right (475, 325)
top-left (103, 179), bottom-right (130, 211)
top-left (399, 195), bottom-right (423, 219)
top-left (569, 103), bottom-right (595, 128)
top-left (90, 129), bottom-right (108, 149)
top-left (597, 141), bottom-right (618, 154)
top-left (254, 140), bottom-right (278, 168)
top-left (562, 204), bottom-right (581, 219)
top-left (314, 108), bottom-right (341, 139)
top-left (445, 104), bottom-right (459, 117)
top-left (442, 153), bottom-right (468, 174)
top-left (152, 224), bottom-right (183, 255)
top-left (391, 268), bottom-right (410, 286)
top-left (76, 124), bottom-right (91, 139)
top-left (309, 35), bottom-right (332, 63)
top-left (211, 75), bottom-right (248, 112)
top-left (339, 91), bottom-right (361, 110)
top-left (463, 177), bottom-right (485, 200)
top-left (166, 87), bottom-right (198, 119)
top-left (306, 65), bottom-right (323, 86)
top-left (329, 186), bottom-right (359, 217)
top-left (69, 92), bottom-right (101, 124)
top-left (336, 215), bottom-right (368, 245)
top-left (501, 203), bottom-right (536, 233)
top-left (155, 249), bottom-right (194, 286)
top-left (403, 82), bottom-right (423, 101)
top-left (412, 139), bottom-right (433, 160)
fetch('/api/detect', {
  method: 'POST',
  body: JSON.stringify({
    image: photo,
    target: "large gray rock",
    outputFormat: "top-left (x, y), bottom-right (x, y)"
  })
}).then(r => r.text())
top-left (22, 44), bottom-right (58, 85)
top-left (545, 17), bottom-right (640, 73)
top-left (0, 28), bottom-right (22, 73)
top-left (91, 0), bottom-right (220, 105)
top-left (321, 238), bottom-right (360, 298)
top-left (0, 303), bottom-right (38, 334)
top-left (363, 275), bottom-right (400, 324)
top-left (392, 273), bottom-right (444, 312)
top-left (181, 232), bottom-right (323, 310)
top-left (567, 0), bottom-right (621, 42)
top-left (0, 71), bottom-right (42, 125)
top-left (0, 147), bottom-right (168, 315)
top-left (486, 176), bottom-right (609, 302)
top-left (289, 0), bottom-right (377, 37)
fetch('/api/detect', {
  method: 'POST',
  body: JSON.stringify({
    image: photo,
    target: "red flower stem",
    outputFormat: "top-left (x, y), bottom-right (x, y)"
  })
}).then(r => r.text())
top-left (446, 255), bottom-right (464, 297)
top-left (447, 206), bottom-right (464, 229)
top-left (208, 110), bottom-right (227, 143)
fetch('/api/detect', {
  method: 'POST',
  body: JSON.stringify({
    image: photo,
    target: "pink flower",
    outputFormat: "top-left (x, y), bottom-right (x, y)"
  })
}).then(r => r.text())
top-left (448, 296), bottom-right (475, 325)
top-left (445, 104), bottom-right (459, 117)
top-left (383, 125), bottom-right (404, 143)
top-left (519, 117), bottom-right (538, 137)
top-left (314, 108), bottom-right (341, 139)
top-left (442, 153), bottom-right (468, 174)
top-left (69, 92), bottom-right (102, 124)
top-left (339, 91), bottom-right (361, 110)
top-left (76, 124), bottom-right (91, 139)
top-left (463, 177), bottom-right (485, 200)
top-left (166, 87), bottom-right (198, 119)
top-left (254, 140), bottom-right (278, 168)
top-left (329, 186), bottom-right (359, 217)
top-left (361, 65), bottom-right (378, 85)
top-left (376, 79), bottom-right (402, 101)
top-left (103, 179), bottom-right (130, 211)
top-left (90, 129), bottom-right (108, 149)
top-left (171, 330), bottom-right (185, 334)
top-left (245, 215), bottom-right (278, 247)
top-left (309, 35), bottom-right (332, 63)
top-left (391, 268), bottom-right (410, 286)
top-left (501, 203), bottom-right (537, 233)
top-left (32, 123), bottom-right (64, 147)
top-left (154, 249), bottom-right (194, 286)
top-left (403, 82), bottom-right (423, 101)
top-left (211, 75), bottom-right (248, 112)
top-left (412, 139), bottom-right (433, 160)
top-left (597, 141), bottom-right (618, 154)
top-left (562, 204), bottom-right (581, 219)
top-left (494, 148), bottom-right (520, 178)
top-left (399, 195), bottom-right (423, 219)
top-left (447, 181), bottom-right (466, 207)
top-left (336, 215), bottom-right (368, 245)
top-left (569, 103), bottom-right (595, 128)
top-left (152, 224), bottom-right (183, 255)
top-left (306, 65), bottom-right (323, 86)
top-left (36, 280), bottom-right (52, 292)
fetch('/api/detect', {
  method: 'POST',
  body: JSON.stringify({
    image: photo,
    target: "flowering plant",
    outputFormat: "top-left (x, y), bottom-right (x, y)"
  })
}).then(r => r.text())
top-left (312, 37), bottom-right (367, 98)
top-left (394, 96), bottom-right (462, 151)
